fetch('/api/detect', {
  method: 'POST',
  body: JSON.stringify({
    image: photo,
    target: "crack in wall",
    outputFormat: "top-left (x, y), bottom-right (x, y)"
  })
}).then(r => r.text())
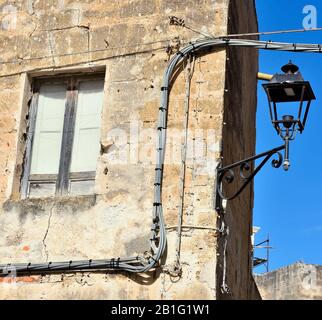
top-left (42, 205), bottom-right (54, 262)
top-left (40, 25), bottom-right (90, 33)
top-left (47, 31), bottom-right (56, 67)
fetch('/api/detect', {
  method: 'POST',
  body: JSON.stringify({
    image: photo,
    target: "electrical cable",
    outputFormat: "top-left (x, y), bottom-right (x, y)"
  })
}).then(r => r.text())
top-left (0, 45), bottom-right (170, 79)
top-left (0, 39), bottom-right (172, 66)
top-left (169, 16), bottom-right (322, 40)
top-left (1, 38), bottom-right (322, 276)
top-left (216, 27), bottom-right (322, 39)
top-left (2, 38), bottom-right (322, 79)
top-left (173, 54), bottom-right (195, 275)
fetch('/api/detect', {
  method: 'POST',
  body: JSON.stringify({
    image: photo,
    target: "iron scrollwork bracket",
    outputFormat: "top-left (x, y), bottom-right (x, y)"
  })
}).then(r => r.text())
top-left (216, 145), bottom-right (286, 212)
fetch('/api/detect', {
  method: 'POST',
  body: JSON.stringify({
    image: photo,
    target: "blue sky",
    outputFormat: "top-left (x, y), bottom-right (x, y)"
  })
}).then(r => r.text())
top-left (253, 0), bottom-right (322, 273)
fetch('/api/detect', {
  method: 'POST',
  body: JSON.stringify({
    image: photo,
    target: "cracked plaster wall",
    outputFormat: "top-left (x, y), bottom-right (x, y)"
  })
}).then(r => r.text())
top-left (0, 0), bottom-right (259, 299)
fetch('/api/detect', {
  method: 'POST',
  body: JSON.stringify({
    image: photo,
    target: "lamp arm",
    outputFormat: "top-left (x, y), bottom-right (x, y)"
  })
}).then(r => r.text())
top-left (216, 144), bottom-right (285, 210)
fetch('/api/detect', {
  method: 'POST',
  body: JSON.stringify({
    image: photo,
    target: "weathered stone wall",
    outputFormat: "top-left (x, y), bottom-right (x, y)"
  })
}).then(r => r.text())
top-left (0, 0), bottom-right (259, 299)
top-left (216, 0), bottom-right (259, 299)
top-left (255, 263), bottom-right (322, 300)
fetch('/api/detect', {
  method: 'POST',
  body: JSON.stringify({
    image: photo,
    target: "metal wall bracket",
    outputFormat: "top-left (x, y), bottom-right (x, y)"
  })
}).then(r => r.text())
top-left (215, 145), bottom-right (286, 212)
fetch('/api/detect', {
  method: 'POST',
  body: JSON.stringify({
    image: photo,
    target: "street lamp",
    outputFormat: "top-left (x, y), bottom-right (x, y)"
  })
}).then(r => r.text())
top-left (216, 62), bottom-right (316, 208)
top-left (262, 61), bottom-right (316, 170)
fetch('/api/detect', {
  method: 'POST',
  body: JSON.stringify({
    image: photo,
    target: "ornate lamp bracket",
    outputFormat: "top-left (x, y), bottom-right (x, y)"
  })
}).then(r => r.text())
top-left (216, 145), bottom-right (286, 212)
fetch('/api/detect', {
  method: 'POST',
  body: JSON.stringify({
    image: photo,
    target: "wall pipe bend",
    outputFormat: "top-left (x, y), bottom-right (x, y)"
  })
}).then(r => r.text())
top-left (0, 38), bottom-right (321, 276)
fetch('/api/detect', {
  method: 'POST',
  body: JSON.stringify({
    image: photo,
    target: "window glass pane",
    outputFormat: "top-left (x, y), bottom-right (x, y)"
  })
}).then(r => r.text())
top-left (69, 180), bottom-right (95, 196)
top-left (70, 80), bottom-right (104, 173)
top-left (29, 182), bottom-right (56, 198)
top-left (30, 84), bottom-right (66, 175)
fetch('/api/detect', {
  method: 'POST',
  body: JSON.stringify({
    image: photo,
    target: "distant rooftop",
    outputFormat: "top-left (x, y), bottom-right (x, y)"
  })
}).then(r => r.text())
top-left (255, 262), bottom-right (322, 300)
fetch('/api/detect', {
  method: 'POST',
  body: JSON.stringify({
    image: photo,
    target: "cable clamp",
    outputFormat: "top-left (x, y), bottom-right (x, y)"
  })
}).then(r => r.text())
top-left (265, 41), bottom-right (272, 49)
top-left (176, 51), bottom-right (185, 57)
top-left (161, 86), bottom-right (168, 91)
top-left (3, 264), bottom-right (11, 274)
top-left (147, 254), bottom-right (158, 264)
top-left (190, 42), bottom-right (196, 52)
top-left (110, 258), bottom-right (120, 268)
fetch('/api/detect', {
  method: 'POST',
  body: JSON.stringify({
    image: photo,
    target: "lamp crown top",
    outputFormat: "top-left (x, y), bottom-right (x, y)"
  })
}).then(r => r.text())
top-left (281, 60), bottom-right (299, 74)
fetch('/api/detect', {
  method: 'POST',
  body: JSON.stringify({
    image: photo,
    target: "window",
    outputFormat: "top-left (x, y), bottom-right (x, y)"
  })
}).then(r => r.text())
top-left (21, 74), bottom-right (105, 198)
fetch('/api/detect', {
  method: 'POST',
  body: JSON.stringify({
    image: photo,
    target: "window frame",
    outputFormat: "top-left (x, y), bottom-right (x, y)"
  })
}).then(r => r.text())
top-left (21, 73), bottom-right (105, 199)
